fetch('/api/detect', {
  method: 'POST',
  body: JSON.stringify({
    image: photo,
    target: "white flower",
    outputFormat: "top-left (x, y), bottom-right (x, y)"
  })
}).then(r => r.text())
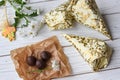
top-left (18, 21), bottom-right (43, 38)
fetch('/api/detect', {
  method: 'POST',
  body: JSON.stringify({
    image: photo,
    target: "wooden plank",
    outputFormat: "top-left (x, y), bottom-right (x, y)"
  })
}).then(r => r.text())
top-left (29, 0), bottom-right (120, 14)
top-left (103, 14), bottom-right (120, 39)
top-left (0, 0), bottom-right (120, 56)
top-left (0, 47), bottom-right (92, 73)
top-left (0, 24), bottom-right (120, 56)
top-left (0, 0), bottom-right (120, 80)
top-left (0, 44), bottom-right (120, 80)
top-left (0, 39), bottom-right (120, 75)
top-left (0, 71), bottom-right (22, 80)
top-left (0, 0), bottom-right (120, 21)
top-left (0, 22), bottom-right (120, 55)
top-left (53, 68), bottom-right (120, 80)
top-left (96, 0), bottom-right (120, 14)
top-left (0, 0), bottom-right (120, 36)
top-left (30, 0), bottom-right (57, 3)
top-left (0, 1), bottom-right (120, 43)
top-left (0, 68), bottom-right (120, 80)
top-left (5, 0), bottom-right (57, 7)
top-left (0, 44), bottom-right (119, 73)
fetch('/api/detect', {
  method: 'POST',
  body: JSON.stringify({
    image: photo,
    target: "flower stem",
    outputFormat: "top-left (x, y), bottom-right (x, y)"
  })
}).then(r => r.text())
top-left (4, 0), bottom-right (9, 24)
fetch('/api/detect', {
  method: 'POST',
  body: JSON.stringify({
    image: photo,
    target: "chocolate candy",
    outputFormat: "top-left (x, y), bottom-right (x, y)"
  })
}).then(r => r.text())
top-left (41, 51), bottom-right (51, 61)
top-left (26, 51), bottom-right (51, 69)
top-left (27, 56), bottom-right (36, 66)
top-left (36, 59), bottom-right (46, 69)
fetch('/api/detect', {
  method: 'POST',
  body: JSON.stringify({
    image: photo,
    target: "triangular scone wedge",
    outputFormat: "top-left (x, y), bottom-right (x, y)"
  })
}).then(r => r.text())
top-left (63, 34), bottom-right (112, 71)
top-left (70, 0), bottom-right (111, 39)
top-left (44, 1), bottom-right (73, 30)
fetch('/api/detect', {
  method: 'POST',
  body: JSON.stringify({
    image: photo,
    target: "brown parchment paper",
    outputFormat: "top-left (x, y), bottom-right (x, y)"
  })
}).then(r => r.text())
top-left (10, 36), bottom-right (71, 80)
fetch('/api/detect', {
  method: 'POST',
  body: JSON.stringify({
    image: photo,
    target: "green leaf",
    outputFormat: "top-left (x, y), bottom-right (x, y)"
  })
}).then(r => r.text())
top-left (13, 17), bottom-right (20, 27)
top-left (13, 0), bottom-right (25, 4)
top-left (0, 0), bottom-right (5, 6)
top-left (24, 17), bottom-right (29, 26)
top-left (25, 6), bottom-right (32, 10)
top-left (12, 0), bottom-right (26, 9)
top-left (27, 69), bottom-right (43, 74)
top-left (15, 11), bottom-right (24, 18)
top-left (28, 10), bottom-right (38, 17)
top-left (17, 7), bottom-right (22, 11)
top-left (7, 0), bottom-right (39, 28)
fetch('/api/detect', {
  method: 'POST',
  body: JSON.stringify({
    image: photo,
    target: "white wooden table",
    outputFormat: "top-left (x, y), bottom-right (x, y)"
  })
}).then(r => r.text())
top-left (0, 0), bottom-right (120, 80)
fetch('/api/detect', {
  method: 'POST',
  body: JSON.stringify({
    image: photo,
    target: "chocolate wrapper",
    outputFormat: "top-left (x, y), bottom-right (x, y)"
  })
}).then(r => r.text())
top-left (71, 0), bottom-right (111, 39)
top-left (10, 36), bottom-right (71, 80)
top-left (63, 34), bottom-right (112, 71)
top-left (44, 1), bottom-right (73, 30)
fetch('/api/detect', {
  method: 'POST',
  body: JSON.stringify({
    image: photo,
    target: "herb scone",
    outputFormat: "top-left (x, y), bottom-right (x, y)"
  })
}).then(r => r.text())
top-left (63, 34), bottom-right (112, 71)
top-left (44, 1), bottom-right (73, 30)
top-left (70, 0), bottom-right (111, 39)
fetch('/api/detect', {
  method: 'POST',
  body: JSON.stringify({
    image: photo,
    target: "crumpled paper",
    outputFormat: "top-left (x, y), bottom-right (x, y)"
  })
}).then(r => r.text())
top-left (10, 36), bottom-right (71, 80)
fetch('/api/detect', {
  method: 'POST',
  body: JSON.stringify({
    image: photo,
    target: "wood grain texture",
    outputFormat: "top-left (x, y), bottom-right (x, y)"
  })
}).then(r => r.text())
top-left (2, 68), bottom-right (119, 80)
top-left (54, 68), bottom-right (120, 80)
top-left (0, 0), bottom-right (120, 55)
top-left (0, 39), bottom-right (120, 80)
top-left (0, 0), bottom-right (120, 80)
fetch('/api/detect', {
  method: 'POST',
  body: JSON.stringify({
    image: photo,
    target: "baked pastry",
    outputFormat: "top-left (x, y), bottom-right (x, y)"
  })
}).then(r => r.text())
top-left (11, 36), bottom-right (71, 80)
top-left (44, 1), bottom-right (73, 30)
top-left (63, 34), bottom-right (112, 71)
top-left (44, 0), bottom-right (111, 39)
top-left (70, 0), bottom-right (111, 39)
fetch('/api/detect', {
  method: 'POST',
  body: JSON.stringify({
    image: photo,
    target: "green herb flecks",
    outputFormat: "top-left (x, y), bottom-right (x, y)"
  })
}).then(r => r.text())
top-left (0, 0), bottom-right (5, 6)
top-left (27, 69), bottom-right (43, 74)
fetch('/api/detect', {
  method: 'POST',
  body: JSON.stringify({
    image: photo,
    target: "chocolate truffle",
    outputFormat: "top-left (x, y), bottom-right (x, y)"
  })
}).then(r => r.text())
top-left (41, 51), bottom-right (51, 61)
top-left (36, 59), bottom-right (46, 69)
top-left (26, 56), bottom-right (36, 66)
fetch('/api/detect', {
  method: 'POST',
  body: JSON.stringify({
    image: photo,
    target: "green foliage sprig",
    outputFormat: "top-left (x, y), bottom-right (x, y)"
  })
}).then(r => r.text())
top-left (0, 0), bottom-right (38, 27)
